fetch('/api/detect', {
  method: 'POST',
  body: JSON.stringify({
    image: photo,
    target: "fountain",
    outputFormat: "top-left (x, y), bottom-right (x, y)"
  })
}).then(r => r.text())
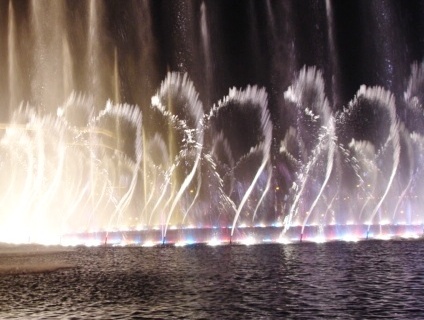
top-left (1, 1), bottom-right (424, 246)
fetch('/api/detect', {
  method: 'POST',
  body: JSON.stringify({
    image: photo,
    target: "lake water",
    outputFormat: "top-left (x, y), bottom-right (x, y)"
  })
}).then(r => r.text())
top-left (1, 239), bottom-right (424, 319)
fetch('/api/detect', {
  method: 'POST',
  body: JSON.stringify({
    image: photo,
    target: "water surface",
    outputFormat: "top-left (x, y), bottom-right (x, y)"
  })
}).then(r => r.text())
top-left (1, 239), bottom-right (424, 319)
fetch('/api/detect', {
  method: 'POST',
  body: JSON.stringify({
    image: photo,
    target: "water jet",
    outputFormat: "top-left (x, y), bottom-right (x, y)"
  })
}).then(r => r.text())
top-left (1, 2), bottom-right (424, 246)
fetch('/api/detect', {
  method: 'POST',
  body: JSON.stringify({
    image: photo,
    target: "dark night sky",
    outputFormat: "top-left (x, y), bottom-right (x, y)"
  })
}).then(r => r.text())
top-left (142, 0), bottom-right (424, 126)
top-left (149, 1), bottom-right (424, 100)
top-left (2, 0), bottom-right (424, 121)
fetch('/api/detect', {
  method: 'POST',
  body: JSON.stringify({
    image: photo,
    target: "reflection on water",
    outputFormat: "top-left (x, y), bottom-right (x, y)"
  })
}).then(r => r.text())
top-left (1, 240), bottom-right (424, 319)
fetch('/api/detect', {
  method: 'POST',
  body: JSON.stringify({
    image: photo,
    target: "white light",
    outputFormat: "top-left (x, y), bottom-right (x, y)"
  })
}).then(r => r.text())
top-left (342, 235), bottom-right (359, 242)
top-left (151, 95), bottom-right (160, 106)
top-left (175, 241), bottom-right (187, 247)
top-left (374, 234), bottom-right (392, 241)
top-left (276, 237), bottom-right (291, 244)
top-left (207, 238), bottom-right (221, 246)
top-left (401, 233), bottom-right (419, 239)
top-left (310, 236), bottom-right (326, 244)
top-left (240, 236), bottom-right (256, 246)
top-left (84, 239), bottom-right (103, 247)
top-left (142, 240), bottom-right (156, 247)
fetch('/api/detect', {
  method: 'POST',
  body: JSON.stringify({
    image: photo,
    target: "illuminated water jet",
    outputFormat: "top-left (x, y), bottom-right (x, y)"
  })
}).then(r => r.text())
top-left (1, 1), bottom-right (424, 246)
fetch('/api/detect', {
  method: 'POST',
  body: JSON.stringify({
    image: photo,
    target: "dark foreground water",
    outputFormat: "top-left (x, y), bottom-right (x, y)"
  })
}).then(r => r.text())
top-left (1, 239), bottom-right (424, 319)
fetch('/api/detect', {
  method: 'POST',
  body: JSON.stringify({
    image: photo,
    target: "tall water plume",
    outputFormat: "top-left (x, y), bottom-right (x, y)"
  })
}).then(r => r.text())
top-left (1, 1), bottom-right (424, 245)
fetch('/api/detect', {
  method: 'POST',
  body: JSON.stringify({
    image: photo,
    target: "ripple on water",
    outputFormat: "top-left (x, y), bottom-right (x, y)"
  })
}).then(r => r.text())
top-left (1, 240), bottom-right (424, 318)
